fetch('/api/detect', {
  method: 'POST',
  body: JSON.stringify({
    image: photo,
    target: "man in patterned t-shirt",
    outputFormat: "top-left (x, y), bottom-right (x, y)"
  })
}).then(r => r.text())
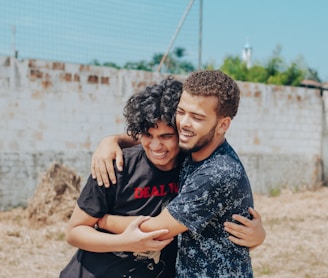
top-left (96, 71), bottom-right (262, 277)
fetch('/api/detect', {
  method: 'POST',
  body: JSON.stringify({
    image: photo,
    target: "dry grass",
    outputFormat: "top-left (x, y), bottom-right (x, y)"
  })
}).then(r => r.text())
top-left (1, 165), bottom-right (327, 277)
top-left (250, 187), bottom-right (328, 278)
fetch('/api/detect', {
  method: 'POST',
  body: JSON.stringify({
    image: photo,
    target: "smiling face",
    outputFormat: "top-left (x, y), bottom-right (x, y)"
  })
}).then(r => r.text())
top-left (176, 91), bottom-right (230, 162)
top-left (140, 121), bottom-right (180, 171)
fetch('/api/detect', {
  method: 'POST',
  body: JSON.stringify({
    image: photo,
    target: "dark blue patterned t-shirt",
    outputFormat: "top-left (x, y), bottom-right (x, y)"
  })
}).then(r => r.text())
top-left (167, 140), bottom-right (254, 277)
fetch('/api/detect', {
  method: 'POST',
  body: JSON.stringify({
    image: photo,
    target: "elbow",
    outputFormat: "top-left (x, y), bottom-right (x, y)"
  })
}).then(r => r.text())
top-left (262, 228), bottom-right (267, 244)
top-left (65, 226), bottom-right (75, 246)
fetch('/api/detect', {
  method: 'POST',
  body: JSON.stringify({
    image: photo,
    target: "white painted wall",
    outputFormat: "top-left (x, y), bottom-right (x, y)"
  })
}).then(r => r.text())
top-left (0, 57), bottom-right (326, 209)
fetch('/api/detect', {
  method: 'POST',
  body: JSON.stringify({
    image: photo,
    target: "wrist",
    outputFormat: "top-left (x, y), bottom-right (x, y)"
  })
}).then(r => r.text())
top-left (98, 214), bottom-right (109, 230)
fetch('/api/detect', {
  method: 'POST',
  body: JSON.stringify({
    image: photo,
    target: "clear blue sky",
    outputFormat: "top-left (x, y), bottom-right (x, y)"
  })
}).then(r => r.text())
top-left (202, 0), bottom-right (328, 81)
top-left (1, 0), bottom-right (327, 81)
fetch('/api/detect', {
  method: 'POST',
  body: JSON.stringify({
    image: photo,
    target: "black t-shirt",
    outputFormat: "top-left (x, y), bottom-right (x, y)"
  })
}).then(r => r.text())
top-left (60, 145), bottom-right (183, 278)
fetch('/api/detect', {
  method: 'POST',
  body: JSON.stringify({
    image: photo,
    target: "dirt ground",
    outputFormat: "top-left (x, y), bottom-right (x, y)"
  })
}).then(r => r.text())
top-left (0, 164), bottom-right (327, 278)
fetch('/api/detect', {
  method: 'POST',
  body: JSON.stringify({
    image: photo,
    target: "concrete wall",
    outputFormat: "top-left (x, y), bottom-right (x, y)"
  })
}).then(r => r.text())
top-left (227, 82), bottom-right (325, 193)
top-left (0, 56), bottom-right (327, 210)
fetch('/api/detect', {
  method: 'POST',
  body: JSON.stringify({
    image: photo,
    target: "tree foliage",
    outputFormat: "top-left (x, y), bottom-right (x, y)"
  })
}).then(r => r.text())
top-left (219, 45), bottom-right (321, 86)
top-left (90, 45), bottom-right (322, 86)
top-left (149, 47), bottom-right (195, 74)
top-left (90, 47), bottom-right (195, 74)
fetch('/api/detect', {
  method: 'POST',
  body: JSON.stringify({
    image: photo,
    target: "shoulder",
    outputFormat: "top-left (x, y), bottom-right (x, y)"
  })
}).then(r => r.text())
top-left (209, 142), bottom-right (244, 172)
top-left (122, 144), bottom-right (144, 157)
top-left (117, 145), bottom-right (151, 179)
top-left (121, 145), bottom-right (145, 166)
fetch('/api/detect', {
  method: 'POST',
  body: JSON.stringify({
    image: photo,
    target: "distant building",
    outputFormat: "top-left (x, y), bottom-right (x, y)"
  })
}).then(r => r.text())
top-left (301, 79), bottom-right (328, 93)
top-left (242, 41), bottom-right (252, 68)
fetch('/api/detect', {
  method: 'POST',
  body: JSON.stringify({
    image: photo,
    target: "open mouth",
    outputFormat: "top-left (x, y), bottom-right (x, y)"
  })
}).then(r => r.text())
top-left (179, 130), bottom-right (194, 141)
top-left (150, 150), bottom-right (167, 159)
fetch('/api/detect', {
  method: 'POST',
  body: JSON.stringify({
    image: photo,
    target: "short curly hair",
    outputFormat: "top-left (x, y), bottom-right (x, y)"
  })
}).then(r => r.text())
top-left (183, 70), bottom-right (240, 119)
top-left (124, 76), bottom-right (182, 141)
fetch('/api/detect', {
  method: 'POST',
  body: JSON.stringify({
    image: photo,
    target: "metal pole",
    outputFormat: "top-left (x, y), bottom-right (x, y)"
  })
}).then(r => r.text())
top-left (11, 25), bottom-right (16, 57)
top-left (198, 0), bottom-right (203, 70)
top-left (157, 0), bottom-right (195, 72)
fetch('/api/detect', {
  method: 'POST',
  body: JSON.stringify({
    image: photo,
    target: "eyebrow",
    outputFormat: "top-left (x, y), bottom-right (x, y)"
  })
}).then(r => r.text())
top-left (177, 107), bottom-right (206, 118)
top-left (160, 132), bottom-right (176, 136)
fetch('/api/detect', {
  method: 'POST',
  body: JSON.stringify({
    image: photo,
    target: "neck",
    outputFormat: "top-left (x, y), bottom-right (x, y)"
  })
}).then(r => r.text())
top-left (191, 136), bottom-right (225, 162)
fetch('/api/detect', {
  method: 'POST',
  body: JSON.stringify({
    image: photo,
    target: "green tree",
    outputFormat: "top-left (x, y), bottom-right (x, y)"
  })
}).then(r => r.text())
top-left (90, 45), bottom-right (323, 85)
top-left (90, 60), bottom-right (120, 69)
top-left (305, 67), bottom-right (321, 82)
top-left (123, 60), bottom-right (152, 71)
top-left (246, 65), bottom-right (268, 83)
top-left (220, 55), bottom-right (248, 81)
top-left (173, 47), bottom-right (186, 58)
top-left (219, 45), bottom-right (311, 86)
top-left (265, 45), bottom-right (285, 77)
top-left (149, 47), bottom-right (195, 74)
top-left (283, 62), bottom-right (306, 86)
top-left (90, 59), bottom-right (101, 66)
top-left (103, 62), bottom-right (121, 69)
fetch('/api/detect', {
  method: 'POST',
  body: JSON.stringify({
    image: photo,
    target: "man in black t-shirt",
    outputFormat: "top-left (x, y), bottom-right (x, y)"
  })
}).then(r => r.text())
top-left (60, 77), bottom-right (184, 277)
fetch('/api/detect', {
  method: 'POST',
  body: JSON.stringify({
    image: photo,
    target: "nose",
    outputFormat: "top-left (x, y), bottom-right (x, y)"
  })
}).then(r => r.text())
top-left (149, 138), bottom-right (161, 150)
top-left (177, 114), bottom-right (191, 128)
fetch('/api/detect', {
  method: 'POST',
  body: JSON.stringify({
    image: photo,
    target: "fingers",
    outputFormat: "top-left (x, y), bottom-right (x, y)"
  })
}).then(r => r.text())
top-left (224, 208), bottom-right (266, 249)
top-left (96, 160), bottom-right (108, 186)
top-left (151, 238), bottom-right (174, 251)
top-left (224, 222), bottom-right (248, 239)
top-left (141, 229), bottom-right (173, 251)
top-left (144, 229), bottom-right (170, 240)
top-left (131, 215), bottom-right (151, 226)
top-left (248, 207), bottom-right (261, 219)
top-left (132, 216), bottom-right (170, 239)
top-left (103, 160), bottom-right (114, 187)
top-left (224, 222), bottom-right (254, 248)
top-left (102, 149), bottom-right (124, 187)
top-left (90, 136), bottom-right (124, 187)
top-left (128, 216), bottom-right (172, 251)
top-left (91, 156), bottom-right (97, 180)
top-left (92, 159), bottom-right (116, 188)
top-left (131, 216), bottom-right (170, 239)
top-left (230, 214), bottom-right (252, 227)
top-left (115, 153), bottom-right (124, 172)
top-left (227, 235), bottom-right (248, 247)
top-left (106, 148), bottom-right (124, 186)
top-left (91, 158), bottom-right (105, 186)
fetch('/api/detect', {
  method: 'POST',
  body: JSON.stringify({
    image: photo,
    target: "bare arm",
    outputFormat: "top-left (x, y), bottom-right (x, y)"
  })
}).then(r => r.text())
top-left (223, 207), bottom-right (266, 250)
top-left (98, 208), bottom-right (188, 240)
top-left (91, 134), bottom-right (138, 187)
top-left (98, 207), bottom-right (266, 249)
top-left (66, 204), bottom-right (173, 253)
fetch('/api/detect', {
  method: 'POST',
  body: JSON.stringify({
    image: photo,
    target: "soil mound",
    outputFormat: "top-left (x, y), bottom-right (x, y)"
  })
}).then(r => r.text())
top-left (27, 163), bottom-right (81, 227)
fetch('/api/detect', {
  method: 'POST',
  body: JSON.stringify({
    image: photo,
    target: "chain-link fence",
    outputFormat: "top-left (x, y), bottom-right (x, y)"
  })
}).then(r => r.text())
top-left (0, 0), bottom-right (200, 71)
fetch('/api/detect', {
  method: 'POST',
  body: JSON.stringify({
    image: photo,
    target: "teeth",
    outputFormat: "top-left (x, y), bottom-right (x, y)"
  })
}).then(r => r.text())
top-left (180, 131), bottom-right (193, 137)
top-left (151, 151), bottom-right (166, 158)
top-left (180, 128), bottom-right (193, 137)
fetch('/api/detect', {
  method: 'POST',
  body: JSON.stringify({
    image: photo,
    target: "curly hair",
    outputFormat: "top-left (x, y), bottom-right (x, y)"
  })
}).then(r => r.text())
top-left (124, 76), bottom-right (183, 141)
top-left (183, 70), bottom-right (240, 119)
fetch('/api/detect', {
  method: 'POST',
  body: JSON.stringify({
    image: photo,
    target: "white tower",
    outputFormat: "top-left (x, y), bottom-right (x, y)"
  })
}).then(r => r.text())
top-left (242, 40), bottom-right (252, 68)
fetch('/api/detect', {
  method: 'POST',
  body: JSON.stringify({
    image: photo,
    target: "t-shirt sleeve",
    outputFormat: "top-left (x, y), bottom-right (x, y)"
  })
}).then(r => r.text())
top-left (77, 174), bottom-right (113, 218)
top-left (167, 165), bottom-right (246, 234)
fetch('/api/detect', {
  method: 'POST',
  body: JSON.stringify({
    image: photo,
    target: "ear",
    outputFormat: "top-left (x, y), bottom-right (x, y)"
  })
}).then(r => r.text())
top-left (216, 116), bottom-right (231, 134)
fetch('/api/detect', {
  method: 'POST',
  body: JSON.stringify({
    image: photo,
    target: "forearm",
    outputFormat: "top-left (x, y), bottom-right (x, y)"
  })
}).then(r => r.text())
top-left (66, 225), bottom-right (132, 253)
top-left (112, 133), bottom-right (139, 148)
top-left (99, 209), bottom-right (187, 240)
top-left (99, 215), bottom-right (163, 235)
top-left (99, 214), bottom-right (138, 234)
